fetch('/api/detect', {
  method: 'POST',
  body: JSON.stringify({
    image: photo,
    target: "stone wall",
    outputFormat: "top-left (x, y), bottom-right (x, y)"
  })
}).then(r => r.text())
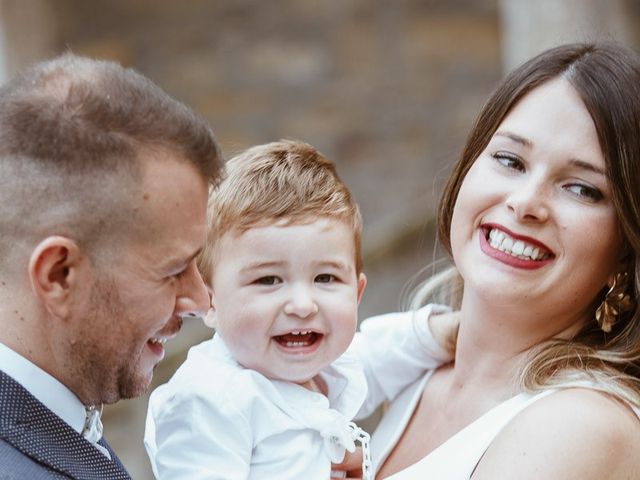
top-left (3, 0), bottom-right (636, 477)
top-left (38, 1), bottom-right (502, 477)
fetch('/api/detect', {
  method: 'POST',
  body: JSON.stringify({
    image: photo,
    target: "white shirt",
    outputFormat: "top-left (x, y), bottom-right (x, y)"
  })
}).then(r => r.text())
top-left (145, 305), bottom-right (451, 480)
top-left (0, 341), bottom-right (111, 458)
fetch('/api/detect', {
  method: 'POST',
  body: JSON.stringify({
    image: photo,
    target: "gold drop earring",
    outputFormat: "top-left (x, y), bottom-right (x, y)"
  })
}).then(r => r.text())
top-left (595, 272), bottom-right (634, 333)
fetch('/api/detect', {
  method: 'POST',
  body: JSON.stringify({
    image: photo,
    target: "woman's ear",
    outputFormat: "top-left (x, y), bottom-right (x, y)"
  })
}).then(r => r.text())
top-left (28, 236), bottom-right (84, 319)
top-left (356, 273), bottom-right (367, 305)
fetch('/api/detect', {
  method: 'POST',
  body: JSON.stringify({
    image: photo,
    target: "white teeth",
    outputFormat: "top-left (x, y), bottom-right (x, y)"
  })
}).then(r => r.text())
top-left (149, 338), bottom-right (167, 345)
top-left (285, 341), bottom-right (309, 347)
top-left (512, 240), bottom-right (525, 255)
top-left (487, 228), bottom-right (550, 261)
top-left (290, 330), bottom-right (310, 336)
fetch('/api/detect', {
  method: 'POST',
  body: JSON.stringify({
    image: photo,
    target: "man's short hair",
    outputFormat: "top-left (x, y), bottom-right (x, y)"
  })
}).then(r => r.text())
top-left (198, 139), bottom-right (362, 285)
top-left (0, 53), bottom-right (223, 273)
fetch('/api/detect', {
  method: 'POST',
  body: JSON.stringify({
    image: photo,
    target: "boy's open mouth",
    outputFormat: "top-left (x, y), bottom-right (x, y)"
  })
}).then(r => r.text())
top-left (273, 330), bottom-right (322, 348)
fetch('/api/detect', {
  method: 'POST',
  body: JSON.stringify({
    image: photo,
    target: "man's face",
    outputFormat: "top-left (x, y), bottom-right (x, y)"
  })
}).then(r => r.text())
top-left (67, 151), bottom-right (211, 404)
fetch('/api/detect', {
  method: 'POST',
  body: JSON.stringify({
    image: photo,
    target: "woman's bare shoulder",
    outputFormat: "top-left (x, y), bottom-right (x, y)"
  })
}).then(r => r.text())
top-left (472, 388), bottom-right (640, 480)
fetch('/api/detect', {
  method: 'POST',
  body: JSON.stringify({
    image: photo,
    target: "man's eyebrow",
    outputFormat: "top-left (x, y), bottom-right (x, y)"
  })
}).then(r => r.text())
top-left (167, 248), bottom-right (202, 271)
top-left (494, 130), bottom-right (534, 147)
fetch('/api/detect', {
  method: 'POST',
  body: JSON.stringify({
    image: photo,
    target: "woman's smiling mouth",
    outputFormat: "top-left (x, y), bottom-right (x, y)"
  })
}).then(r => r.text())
top-left (480, 225), bottom-right (554, 269)
top-left (486, 227), bottom-right (553, 261)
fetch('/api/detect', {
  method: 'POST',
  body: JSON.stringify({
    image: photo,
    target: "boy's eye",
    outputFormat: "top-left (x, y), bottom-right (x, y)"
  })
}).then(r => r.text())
top-left (255, 276), bottom-right (281, 285)
top-left (315, 273), bottom-right (336, 283)
top-left (492, 152), bottom-right (525, 172)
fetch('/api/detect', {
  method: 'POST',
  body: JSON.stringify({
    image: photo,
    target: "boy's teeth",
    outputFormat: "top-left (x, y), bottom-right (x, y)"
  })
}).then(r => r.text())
top-left (149, 338), bottom-right (167, 345)
top-left (291, 330), bottom-right (310, 336)
top-left (487, 228), bottom-right (549, 261)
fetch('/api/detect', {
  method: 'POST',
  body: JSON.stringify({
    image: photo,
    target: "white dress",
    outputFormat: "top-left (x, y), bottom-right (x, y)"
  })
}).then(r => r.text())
top-left (371, 371), bottom-right (640, 479)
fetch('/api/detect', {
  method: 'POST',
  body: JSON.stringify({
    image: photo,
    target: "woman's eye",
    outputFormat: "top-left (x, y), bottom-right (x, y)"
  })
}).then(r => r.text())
top-left (492, 152), bottom-right (525, 172)
top-left (564, 183), bottom-right (603, 202)
top-left (315, 274), bottom-right (336, 283)
top-left (255, 276), bottom-right (281, 285)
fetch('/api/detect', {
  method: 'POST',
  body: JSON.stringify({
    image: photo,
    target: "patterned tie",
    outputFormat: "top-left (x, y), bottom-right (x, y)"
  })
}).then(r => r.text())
top-left (82, 405), bottom-right (103, 445)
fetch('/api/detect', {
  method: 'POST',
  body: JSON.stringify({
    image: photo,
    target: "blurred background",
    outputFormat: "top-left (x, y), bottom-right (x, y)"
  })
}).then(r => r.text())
top-left (1, 0), bottom-right (638, 477)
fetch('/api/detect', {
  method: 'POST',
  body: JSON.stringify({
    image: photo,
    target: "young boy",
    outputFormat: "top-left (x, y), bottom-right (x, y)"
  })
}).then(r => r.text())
top-left (144, 140), bottom-right (453, 479)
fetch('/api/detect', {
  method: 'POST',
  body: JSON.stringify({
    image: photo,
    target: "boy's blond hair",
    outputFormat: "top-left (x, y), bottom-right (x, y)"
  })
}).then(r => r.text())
top-left (199, 140), bottom-right (362, 285)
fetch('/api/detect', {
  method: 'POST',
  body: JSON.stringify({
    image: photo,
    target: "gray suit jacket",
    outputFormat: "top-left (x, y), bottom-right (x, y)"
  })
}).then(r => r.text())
top-left (0, 370), bottom-right (131, 479)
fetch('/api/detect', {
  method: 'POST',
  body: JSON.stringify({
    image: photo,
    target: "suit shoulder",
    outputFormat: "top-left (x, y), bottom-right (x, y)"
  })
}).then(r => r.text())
top-left (0, 437), bottom-right (68, 479)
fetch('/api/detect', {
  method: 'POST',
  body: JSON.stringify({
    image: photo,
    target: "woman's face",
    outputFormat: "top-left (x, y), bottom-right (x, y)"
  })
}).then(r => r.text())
top-left (450, 78), bottom-right (622, 330)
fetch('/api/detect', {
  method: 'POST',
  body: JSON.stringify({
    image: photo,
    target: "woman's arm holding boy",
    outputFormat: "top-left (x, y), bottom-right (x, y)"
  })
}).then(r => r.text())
top-left (350, 305), bottom-right (458, 417)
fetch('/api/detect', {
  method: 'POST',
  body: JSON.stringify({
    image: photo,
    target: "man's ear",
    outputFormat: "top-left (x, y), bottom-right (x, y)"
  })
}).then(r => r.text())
top-left (28, 236), bottom-right (84, 319)
top-left (356, 273), bottom-right (367, 305)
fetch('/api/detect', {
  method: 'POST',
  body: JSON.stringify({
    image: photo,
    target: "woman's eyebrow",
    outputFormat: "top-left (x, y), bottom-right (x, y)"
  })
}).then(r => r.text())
top-left (568, 158), bottom-right (606, 176)
top-left (493, 130), bottom-right (533, 147)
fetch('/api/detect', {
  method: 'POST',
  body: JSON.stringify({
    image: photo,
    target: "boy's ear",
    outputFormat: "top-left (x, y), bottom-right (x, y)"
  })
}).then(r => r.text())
top-left (203, 289), bottom-right (217, 328)
top-left (356, 273), bottom-right (367, 304)
top-left (28, 236), bottom-right (84, 319)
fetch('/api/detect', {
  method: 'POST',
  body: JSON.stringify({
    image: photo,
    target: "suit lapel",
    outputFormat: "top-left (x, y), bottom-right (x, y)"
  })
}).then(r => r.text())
top-left (0, 370), bottom-right (131, 480)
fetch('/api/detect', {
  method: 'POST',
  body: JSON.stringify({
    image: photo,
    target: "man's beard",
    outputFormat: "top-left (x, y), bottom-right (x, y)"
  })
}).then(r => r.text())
top-left (71, 274), bottom-right (151, 405)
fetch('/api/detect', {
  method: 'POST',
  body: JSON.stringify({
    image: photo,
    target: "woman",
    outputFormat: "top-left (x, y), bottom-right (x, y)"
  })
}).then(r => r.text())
top-left (337, 42), bottom-right (640, 479)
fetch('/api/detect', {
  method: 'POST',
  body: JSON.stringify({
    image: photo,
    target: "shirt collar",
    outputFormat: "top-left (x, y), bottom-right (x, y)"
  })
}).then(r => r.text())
top-left (210, 333), bottom-right (368, 420)
top-left (0, 341), bottom-right (87, 433)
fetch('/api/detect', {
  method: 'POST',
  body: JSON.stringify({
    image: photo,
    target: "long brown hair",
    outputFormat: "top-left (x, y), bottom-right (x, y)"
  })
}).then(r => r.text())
top-left (429, 43), bottom-right (640, 403)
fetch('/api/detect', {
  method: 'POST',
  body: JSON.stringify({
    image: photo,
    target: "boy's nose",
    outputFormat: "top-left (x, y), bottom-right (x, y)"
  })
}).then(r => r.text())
top-left (283, 287), bottom-right (318, 319)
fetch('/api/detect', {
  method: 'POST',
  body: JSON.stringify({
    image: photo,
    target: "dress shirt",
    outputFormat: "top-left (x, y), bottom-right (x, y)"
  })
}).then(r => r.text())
top-left (146, 334), bottom-right (369, 480)
top-left (0, 342), bottom-right (111, 459)
top-left (145, 304), bottom-right (453, 479)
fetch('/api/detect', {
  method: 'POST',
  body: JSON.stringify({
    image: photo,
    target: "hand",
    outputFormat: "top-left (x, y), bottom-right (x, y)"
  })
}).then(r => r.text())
top-left (428, 310), bottom-right (460, 357)
top-left (331, 447), bottom-right (363, 479)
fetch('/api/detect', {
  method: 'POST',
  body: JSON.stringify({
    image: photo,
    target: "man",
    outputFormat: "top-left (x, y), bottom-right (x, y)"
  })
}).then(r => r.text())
top-left (0, 53), bottom-right (223, 479)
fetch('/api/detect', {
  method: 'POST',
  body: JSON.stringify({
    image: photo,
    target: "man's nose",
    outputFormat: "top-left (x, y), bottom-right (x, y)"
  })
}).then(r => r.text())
top-left (175, 262), bottom-right (211, 319)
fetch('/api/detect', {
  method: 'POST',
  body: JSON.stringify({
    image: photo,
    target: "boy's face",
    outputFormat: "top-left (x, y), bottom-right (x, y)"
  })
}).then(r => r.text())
top-left (207, 218), bottom-right (366, 386)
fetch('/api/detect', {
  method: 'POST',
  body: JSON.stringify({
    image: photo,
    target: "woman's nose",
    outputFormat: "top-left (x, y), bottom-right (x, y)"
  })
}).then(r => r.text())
top-left (505, 179), bottom-right (550, 222)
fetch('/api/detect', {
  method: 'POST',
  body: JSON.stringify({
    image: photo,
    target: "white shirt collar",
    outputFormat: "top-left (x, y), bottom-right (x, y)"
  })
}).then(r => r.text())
top-left (211, 333), bottom-right (367, 418)
top-left (210, 333), bottom-right (369, 455)
top-left (0, 341), bottom-right (87, 433)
